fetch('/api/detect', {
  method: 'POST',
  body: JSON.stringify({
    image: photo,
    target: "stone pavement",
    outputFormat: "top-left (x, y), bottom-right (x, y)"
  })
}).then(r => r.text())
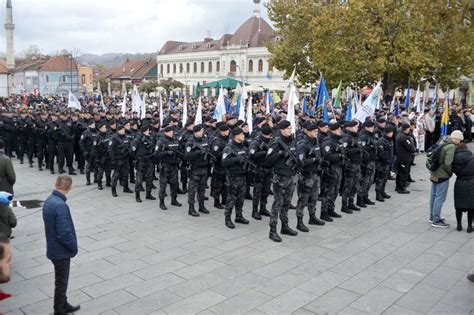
top-left (1, 152), bottom-right (473, 315)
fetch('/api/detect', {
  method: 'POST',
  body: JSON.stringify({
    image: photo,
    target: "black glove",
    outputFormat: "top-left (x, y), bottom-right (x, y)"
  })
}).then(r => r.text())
top-left (279, 151), bottom-right (288, 158)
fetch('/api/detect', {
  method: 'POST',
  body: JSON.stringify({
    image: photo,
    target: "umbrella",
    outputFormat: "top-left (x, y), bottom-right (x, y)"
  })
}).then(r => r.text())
top-left (201, 77), bottom-right (248, 89)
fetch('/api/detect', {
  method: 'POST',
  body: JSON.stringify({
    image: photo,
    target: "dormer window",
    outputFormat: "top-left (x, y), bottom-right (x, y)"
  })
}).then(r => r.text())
top-left (192, 44), bottom-right (196, 49)
top-left (206, 42), bottom-right (211, 48)
top-left (178, 45), bottom-right (183, 51)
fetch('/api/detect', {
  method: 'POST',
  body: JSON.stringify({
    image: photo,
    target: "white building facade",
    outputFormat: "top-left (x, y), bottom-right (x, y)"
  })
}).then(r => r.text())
top-left (156, 11), bottom-right (286, 95)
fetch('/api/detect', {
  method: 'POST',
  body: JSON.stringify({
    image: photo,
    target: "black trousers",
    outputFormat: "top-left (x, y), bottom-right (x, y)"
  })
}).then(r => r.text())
top-left (52, 258), bottom-right (70, 314)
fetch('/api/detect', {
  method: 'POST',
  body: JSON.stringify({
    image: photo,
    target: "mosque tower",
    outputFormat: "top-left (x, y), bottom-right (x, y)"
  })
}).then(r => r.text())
top-left (5, 0), bottom-right (15, 69)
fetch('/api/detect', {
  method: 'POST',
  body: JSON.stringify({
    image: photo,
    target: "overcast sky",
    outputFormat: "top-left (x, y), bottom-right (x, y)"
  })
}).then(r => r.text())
top-left (0, 0), bottom-right (271, 56)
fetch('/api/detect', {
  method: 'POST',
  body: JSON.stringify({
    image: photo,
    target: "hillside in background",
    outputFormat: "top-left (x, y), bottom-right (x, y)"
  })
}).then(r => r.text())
top-left (78, 52), bottom-right (157, 68)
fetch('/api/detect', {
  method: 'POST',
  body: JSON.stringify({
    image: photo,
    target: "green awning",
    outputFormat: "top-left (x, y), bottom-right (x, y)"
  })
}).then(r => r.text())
top-left (200, 77), bottom-right (248, 89)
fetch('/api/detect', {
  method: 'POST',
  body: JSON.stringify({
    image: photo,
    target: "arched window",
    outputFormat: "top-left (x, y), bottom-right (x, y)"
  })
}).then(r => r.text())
top-left (248, 60), bottom-right (253, 72)
top-left (179, 63), bottom-right (183, 73)
top-left (201, 62), bottom-right (204, 73)
top-left (208, 61), bottom-right (212, 73)
top-left (216, 61), bottom-right (220, 72)
top-left (173, 64), bottom-right (176, 73)
top-left (160, 64), bottom-right (163, 74)
top-left (193, 62), bottom-right (197, 73)
top-left (167, 64), bottom-right (170, 73)
top-left (258, 59), bottom-right (263, 72)
top-left (230, 60), bottom-right (237, 73)
top-left (269, 63), bottom-right (274, 72)
top-left (186, 63), bottom-right (190, 73)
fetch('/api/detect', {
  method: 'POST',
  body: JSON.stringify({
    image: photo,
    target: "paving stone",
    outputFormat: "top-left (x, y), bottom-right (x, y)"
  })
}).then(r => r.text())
top-left (330, 254), bottom-right (376, 277)
top-left (350, 286), bottom-right (404, 313)
top-left (368, 254), bottom-right (412, 276)
top-left (297, 270), bottom-right (349, 297)
top-left (396, 283), bottom-right (447, 313)
top-left (380, 268), bottom-right (427, 293)
top-left (125, 272), bottom-right (185, 298)
top-left (133, 259), bottom-right (187, 280)
top-left (257, 288), bottom-right (317, 314)
top-left (168, 273), bottom-right (226, 298)
top-left (442, 251), bottom-right (474, 271)
top-left (172, 258), bottom-right (226, 280)
top-left (115, 289), bottom-right (183, 314)
top-left (421, 265), bottom-right (465, 290)
top-left (302, 287), bottom-right (360, 314)
top-left (211, 272), bottom-right (269, 297)
top-left (339, 270), bottom-right (388, 295)
top-left (209, 289), bottom-right (273, 314)
top-left (438, 280), bottom-right (474, 310)
top-left (80, 290), bottom-right (137, 314)
top-left (93, 259), bottom-right (149, 280)
top-left (162, 290), bottom-right (227, 314)
top-left (82, 273), bottom-right (144, 298)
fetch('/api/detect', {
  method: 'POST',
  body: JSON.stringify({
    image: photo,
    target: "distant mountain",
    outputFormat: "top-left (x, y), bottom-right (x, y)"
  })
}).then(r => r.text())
top-left (78, 52), bottom-right (157, 68)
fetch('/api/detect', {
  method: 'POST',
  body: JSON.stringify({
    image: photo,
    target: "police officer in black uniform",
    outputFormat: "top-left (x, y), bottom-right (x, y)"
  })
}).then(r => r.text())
top-left (295, 123), bottom-right (326, 232)
top-left (375, 127), bottom-right (394, 201)
top-left (26, 112), bottom-right (37, 168)
top-left (47, 113), bottom-right (59, 174)
top-left (210, 124), bottom-right (230, 209)
top-left (108, 124), bottom-right (133, 197)
top-left (178, 121), bottom-right (194, 193)
top-left (221, 127), bottom-right (250, 228)
top-left (57, 112), bottom-right (76, 175)
top-left (80, 120), bottom-right (97, 185)
top-left (93, 122), bottom-right (109, 190)
top-left (340, 120), bottom-right (362, 214)
top-left (358, 120), bottom-right (378, 206)
top-left (16, 111), bottom-right (29, 164)
top-left (265, 120), bottom-right (299, 242)
top-left (249, 124), bottom-right (273, 219)
top-left (184, 124), bottom-right (210, 217)
top-left (154, 125), bottom-right (182, 210)
top-left (35, 112), bottom-right (49, 171)
top-left (321, 123), bottom-right (345, 221)
top-left (130, 125), bottom-right (156, 202)
top-left (395, 123), bottom-right (416, 194)
top-left (71, 112), bottom-right (86, 174)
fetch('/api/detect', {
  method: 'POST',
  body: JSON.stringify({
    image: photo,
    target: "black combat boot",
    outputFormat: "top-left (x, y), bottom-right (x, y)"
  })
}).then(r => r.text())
top-left (135, 192), bottom-right (142, 203)
top-left (348, 199), bottom-right (361, 211)
top-left (146, 192), bottom-right (156, 200)
top-left (198, 202), bottom-right (210, 214)
top-left (50, 169), bottom-right (55, 175)
top-left (177, 187), bottom-right (185, 194)
top-left (356, 196), bottom-right (367, 208)
top-left (123, 186), bottom-right (133, 193)
top-left (376, 192), bottom-right (385, 202)
top-left (97, 181), bottom-right (103, 191)
top-left (381, 191), bottom-right (391, 199)
top-left (269, 226), bottom-right (282, 242)
top-left (58, 168), bottom-right (65, 174)
top-left (214, 198), bottom-right (224, 209)
top-left (328, 210), bottom-right (342, 218)
top-left (111, 187), bottom-right (118, 197)
top-left (29, 162), bottom-right (33, 168)
top-left (308, 214), bottom-right (325, 225)
top-left (68, 167), bottom-right (77, 175)
top-left (296, 217), bottom-right (309, 232)
top-left (245, 187), bottom-right (252, 200)
top-left (181, 183), bottom-right (188, 194)
top-left (252, 208), bottom-right (262, 220)
top-left (188, 204), bottom-right (199, 217)
top-left (259, 206), bottom-right (270, 217)
top-left (281, 224), bottom-right (298, 236)
top-left (159, 199), bottom-right (167, 210)
top-left (340, 199), bottom-right (353, 214)
top-left (363, 196), bottom-right (375, 205)
top-left (79, 169), bottom-right (85, 175)
top-left (105, 179), bottom-right (111, 187)
top-left (171, 197), bottom-right (182, 207)
top-left (235, 214), bottom-right (249, 224)
top-left (320, 211), bottom-right (334, 222)
top-left (225, 216), bottom-right (235, 229)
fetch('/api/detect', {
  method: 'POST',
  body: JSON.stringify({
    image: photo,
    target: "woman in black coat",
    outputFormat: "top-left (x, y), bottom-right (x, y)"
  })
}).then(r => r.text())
top-left (452, 143), bottom-right (474, 233)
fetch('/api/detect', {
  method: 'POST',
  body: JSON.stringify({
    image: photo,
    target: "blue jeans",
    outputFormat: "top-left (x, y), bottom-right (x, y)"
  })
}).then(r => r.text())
top-left (430, 180), bottom-right (450, 222)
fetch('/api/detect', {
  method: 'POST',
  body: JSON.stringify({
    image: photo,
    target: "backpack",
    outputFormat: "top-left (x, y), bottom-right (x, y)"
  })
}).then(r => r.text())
top-left (425, 141), bottom-right (449, 171)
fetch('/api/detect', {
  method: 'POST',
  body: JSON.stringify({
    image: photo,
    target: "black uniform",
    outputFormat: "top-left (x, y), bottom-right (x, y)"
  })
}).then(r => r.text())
top-left (210, 134), bottom-right (229, 208)
top-left (46, 119), bottom-right (59, 173)
top-left (395, 131), bottom-right (416, 192)
top-left (72, 119), bottom-right (87, 172)
top-left (92, 131), bottom-right (109, 189)
top-left (375, 134), bottom-right (394, 198)
top-left (108, 132), bottom-right (132, 194)
top-left (358, 129), bottom-right (377, 201)
top-left (340, 131), bottom-right (362, 211)
top-left (56, 118), bottom-right (75, 174)
top-left (80, 127), bottom-right (98, 185)
top-left (155, 134), bottom-right (181, 205)
top-left (321, 134), bottom-right (344, 219)
top-left (35, 118), bottom-right (49, 170)
top-left (130, 133), bottom-right (155, 197)
top-left (249, 134), bottom-right (272, 217)
top-left (16, 115), bottom-right (29, 164)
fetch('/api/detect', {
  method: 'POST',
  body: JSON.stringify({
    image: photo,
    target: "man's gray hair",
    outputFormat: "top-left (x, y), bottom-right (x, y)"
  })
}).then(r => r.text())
top-left (55, 175), bottom-right (72, 191)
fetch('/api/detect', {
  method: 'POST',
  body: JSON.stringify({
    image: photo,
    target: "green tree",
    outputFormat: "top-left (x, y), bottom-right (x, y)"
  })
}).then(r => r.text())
top-left (267, 0), bottom-right (474, 94)
top-left (158, 78), bottom-right (184, 93)
top-left (139, 80), bottom-right (159, 95)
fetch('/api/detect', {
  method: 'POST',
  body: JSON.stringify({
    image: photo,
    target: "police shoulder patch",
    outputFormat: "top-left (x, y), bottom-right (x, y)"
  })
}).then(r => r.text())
top-left (325, 145), bottom-right (331, 152)
top-left (250, 149), bottom-right (256, 154)
top-left (93, 141), bottom-right (97, 146)
top-left (186, 146), bottom-right (192, 152)
top-left (342, 142), bottom-right (348, 148)
top-left (132, 146), bottom-right (137, 151)
top-left (108, 140), bottom-right (113, 146)
top-left (213, 145), bottom-right (219, 151)
top-left (267, 148), bottom-right (273, 155)
top-left (299, 153), bottom-right (304, 160)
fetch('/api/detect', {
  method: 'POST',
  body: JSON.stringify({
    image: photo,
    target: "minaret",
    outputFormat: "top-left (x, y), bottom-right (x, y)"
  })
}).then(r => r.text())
top-left (5, 0), bottom-right (15, 69)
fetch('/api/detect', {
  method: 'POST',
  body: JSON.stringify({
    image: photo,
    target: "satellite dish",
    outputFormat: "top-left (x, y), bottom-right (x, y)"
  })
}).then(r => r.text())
top-left (253, 0), bottom-right (261, 4)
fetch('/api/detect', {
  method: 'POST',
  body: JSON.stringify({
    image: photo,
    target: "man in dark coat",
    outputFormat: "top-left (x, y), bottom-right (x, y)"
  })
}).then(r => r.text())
top-left (42, 175), bottom-right (80, 315)
top-left (0, 140), bottom-right (15, 196)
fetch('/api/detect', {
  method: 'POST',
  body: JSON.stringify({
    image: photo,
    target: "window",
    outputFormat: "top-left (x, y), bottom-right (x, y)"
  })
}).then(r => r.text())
top-left (45, 75), bottom-right (49, 83)
top-left (81, 74), bottom-right (86, 84)
top-left (193, 62), bottom-right (197, 73)
top-left (173, 64), bottom-right (176, 73)
top-left (160, 64), bottom-right (163, 74)
top-left (230, 60), bottom-right (237, 73)
top-left (201, 62), bottom-right (204, 73)
top-left (167, 64), bottom-right (170, 73)
top-left (258, 59), bottom-right (263, 72)
top-left (216, 61), bottom-right (220, 72)
top-left (186, 63), bottom-right (190, 73)
top-left (208, 61), bottom-right (212, 73)
top-left (269, 63), bottom-right (274, 72)
top-left (248, 60), bottom-right (253, 72)
top-left (62, 75), bottom-right (68, 83)
top-left (179, 63), bottom-right (183, 73)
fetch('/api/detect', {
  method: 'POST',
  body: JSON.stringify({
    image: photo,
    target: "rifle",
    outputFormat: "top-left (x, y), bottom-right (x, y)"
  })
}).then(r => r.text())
top-left (194, 143), bottom-right (217, 162)
top-left (229, 146), bottom-right (261, 174)
top-left (277, 138), bottom-right (303, 173)
top-left (166, 143), bottom-right (184, 158)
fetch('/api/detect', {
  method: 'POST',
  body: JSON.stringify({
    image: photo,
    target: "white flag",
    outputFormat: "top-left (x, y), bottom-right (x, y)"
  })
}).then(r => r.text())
top-left (214, 87), bottom-right (227, 122)
top-left (195, 96), bottom-right (202, 125)
top-left (283, 67), bottom-right (297, 102)
top-left (140, 94), bottom-right (146, 119)
top-left (131, 85), bottom-right (141, 113)
top-left (120, 92), bottom-right (127, 117)
top-left (239, 86), bottom-right (247, 121)
top-left (413, 85), bottom-right (422, 113)
top-left (182, 95), bottom-right (188, 126)
top-left (247, 96), bottom-right (253, 134)
top-left (354, 81), bottom-right (382, 123)
top-left (287, 84), bottom-right (299, 134)
top-left (67, 91), bottom-right (81, 110)
top-left (159, 95), bottom-right (164, 126)
top-left (99, 90), bottom-right (105, 110)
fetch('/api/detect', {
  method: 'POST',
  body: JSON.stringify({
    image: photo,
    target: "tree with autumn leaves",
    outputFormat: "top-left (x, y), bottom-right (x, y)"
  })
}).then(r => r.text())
top-left (266, 0), bottom-right (474, 95)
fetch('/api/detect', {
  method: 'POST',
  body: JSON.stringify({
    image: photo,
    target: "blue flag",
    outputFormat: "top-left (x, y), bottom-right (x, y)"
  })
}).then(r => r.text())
top-left (345, 94), bottom-right (352, 121)
top-left (404, 83), bottom-right (411, 111)
top-left (323, 95), bottom-right (330, 123)
top-left (168, 95), bottom-right (174, 112)
top-left (302, 95), bottom-right (307, 114)
top-left (316, 74), bottom-right (330, 107)
top-left (236, 94), bottom-right (241, 115)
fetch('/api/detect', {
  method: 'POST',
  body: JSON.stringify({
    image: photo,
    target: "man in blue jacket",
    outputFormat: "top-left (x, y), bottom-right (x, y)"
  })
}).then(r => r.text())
top-left (42, 175), bottom-right (80, 315)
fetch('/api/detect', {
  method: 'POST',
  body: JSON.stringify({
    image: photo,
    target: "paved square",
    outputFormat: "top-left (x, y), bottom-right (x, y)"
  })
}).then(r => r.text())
top-left (2, 152), bottom-right (473, 314)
